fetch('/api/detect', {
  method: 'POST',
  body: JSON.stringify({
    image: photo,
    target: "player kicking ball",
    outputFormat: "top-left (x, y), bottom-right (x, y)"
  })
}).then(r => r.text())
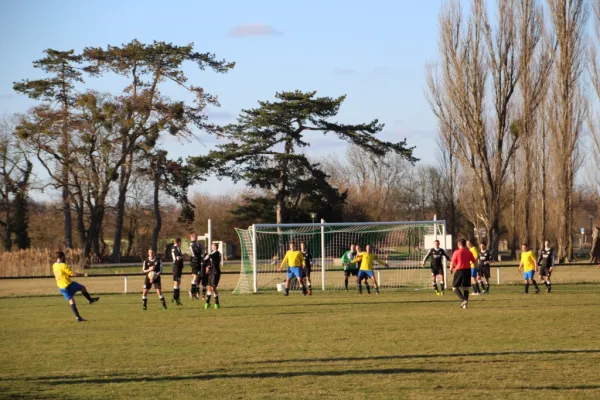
top-left (203, 243), bottom-right (222, 309)
top-left (279, 242), bottom-right (307, 296)
top-left (421, 239), bottom-right (450, 295)
top-left (142, 249), bottom-right (167, 310)
top-left (53, 251), bottom-right (99, 322)
top-left (350, 244), bottom-right (388, 294)
top-left (519, 243), bottom-right (540, 294)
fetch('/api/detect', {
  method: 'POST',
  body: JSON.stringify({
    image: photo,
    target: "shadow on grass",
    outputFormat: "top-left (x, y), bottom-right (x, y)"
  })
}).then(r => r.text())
top-left (245, 348), bottom-right (600, 365)
top-left (17, 367), bottom-right (439, 385)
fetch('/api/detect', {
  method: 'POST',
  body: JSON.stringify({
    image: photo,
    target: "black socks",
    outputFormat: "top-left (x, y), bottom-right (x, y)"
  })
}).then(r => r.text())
top-left (70, 303), bottom-right (81, 318)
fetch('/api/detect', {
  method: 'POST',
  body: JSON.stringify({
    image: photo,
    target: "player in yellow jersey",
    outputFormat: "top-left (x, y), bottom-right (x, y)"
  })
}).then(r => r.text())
top-left (467, 240), bottom-right (482, 295)
top-left (519, 243), bottom-right (540, 294)
top-left (350, 244), bottom-right (389, 294)
top-left (52, 251), bottom-right (99, 322)
top-left (278, 242), bottom-right (307, 296)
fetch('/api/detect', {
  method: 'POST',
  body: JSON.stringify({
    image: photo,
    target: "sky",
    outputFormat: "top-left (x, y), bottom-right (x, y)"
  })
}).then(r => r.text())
top-left (0, 0), bottom-right (445, 199)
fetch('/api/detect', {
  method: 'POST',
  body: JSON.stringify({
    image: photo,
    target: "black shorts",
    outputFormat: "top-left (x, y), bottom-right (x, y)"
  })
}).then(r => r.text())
top-left (209, 272), bottom-right (221, 288)
top-left (201, 273), bottom-right (209, 286)
top-left (304, 265), bottom-right (312, 278)
top-left (478, 266), bottom-right (491, 279)
top-left (539, 267), bottom-right (552, 277)
top-left (144, 276), bottom-right (162, 290)
top-left (430, 265), bottom-right (443, 276)
top-left (191, 261), bottom-right (202, 277)
top-left (344, 268), bottom-right (358, 277)
top-left (172, 261), bottom-right (184, 282)
top-left (452, 269), bottom-right (471, 288)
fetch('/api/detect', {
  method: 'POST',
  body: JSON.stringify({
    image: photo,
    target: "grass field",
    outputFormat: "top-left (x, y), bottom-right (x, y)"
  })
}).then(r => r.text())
top-left (1, 282), bottom-right (600, 399)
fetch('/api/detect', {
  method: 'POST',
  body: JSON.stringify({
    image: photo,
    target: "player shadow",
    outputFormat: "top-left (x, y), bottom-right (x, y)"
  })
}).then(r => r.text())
top-left (231, 299), bottom-right (449, 309)
top-left (245, 348), bottom-right (600, 365)
top-left (31, 367), bottom-right (440, 385)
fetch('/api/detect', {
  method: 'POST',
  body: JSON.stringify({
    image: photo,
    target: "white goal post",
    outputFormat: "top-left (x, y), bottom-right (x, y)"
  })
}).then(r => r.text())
top-left (234, 219), bottom-right (449, 294)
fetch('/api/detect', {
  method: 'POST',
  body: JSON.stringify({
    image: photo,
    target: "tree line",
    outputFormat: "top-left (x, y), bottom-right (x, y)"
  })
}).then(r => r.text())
top-left (1, 41), bottom-right (415, 262)
top-left (427, 0), bottom-right (600, 261)
top-left (3, 1), bottom-right (600, 263)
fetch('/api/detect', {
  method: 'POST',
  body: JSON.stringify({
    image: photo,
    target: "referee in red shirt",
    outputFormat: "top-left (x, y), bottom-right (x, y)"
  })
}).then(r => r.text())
top-left (450, 239), bottom-right (477, 309)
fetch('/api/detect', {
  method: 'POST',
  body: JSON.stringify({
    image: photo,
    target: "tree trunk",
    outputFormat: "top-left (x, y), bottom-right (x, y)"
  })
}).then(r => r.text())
top-left (111, 154), bottom-right (132, 261)
top-left (125, 215), bottom-right (137, 257)
top-left (4, 209), bottom-right (10, 251)
top-left (275, 139), bottom-right (293, 225)
top-left (151, 175), bottom-right (161, 253)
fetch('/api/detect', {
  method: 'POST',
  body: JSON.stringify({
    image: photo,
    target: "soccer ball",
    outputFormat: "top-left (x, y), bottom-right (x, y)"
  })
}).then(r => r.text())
top-left (147, 271), bottom-right (157, 282)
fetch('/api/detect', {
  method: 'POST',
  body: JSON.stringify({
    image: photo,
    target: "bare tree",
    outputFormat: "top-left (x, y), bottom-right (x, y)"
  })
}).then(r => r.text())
top-left (515, 0), bottom-right (554, 246)
top-left (427, 0), bottom-right (522, 258)
top-left (589, 0), bottom-right (600, 200)
top-left (547, 0), bottom-right (589, 261)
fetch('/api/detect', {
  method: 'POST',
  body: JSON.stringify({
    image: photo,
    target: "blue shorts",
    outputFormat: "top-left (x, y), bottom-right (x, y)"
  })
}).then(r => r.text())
top-left (523, 270), bottom-right (534, 280)
top-left (470, 268), bottom-right (477, 278)
top-left (358, 270), bottom-right (374, 280)
top-left (287, 267), bottom-right (305, 279)
top-left (58, 281), bottom-right (84, 301)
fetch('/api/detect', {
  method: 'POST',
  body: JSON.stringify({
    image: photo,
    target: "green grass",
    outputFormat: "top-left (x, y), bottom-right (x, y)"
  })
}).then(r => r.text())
top-left (1, 286), bottom-right (600, 399)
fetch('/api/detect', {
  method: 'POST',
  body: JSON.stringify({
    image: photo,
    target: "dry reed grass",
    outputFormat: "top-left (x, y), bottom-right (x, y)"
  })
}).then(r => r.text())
top-left (0, 248), bottom-right (88, 277)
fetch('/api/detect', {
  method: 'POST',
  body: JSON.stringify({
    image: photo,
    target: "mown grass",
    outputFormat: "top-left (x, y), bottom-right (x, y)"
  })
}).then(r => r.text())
top-left (1, 284), bottom-right (600, 399)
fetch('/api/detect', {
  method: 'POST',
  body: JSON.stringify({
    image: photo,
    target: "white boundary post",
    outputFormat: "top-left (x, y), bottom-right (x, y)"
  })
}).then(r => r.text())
top-left (208, 219), bottom-right (212, 249)
top-left (321, 218), bottom-right (326, 290)
top-left (442, 221), bottom-right (448, 290)
top-left (497, 267), bottom-right (501, 285)
top-left (252, 224), bottom-right (258, 293)
top-left (124, 276), bottom-right (128, 293)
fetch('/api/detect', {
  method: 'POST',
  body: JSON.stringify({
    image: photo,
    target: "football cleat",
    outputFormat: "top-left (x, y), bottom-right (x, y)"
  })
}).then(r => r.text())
top-left (535, 288), bottom-right (540, 294)
top-left (188, 291), bottom-right (194, 299)
top-left (142, 305), bottom-right (147, 310)
top-left (162, 305), bottom-right (167, 311)
top-left (308, 289), bottom-right (313, 296)
top-left (214, 304), bottom-right (220, 309)
top-left (204, 303), bottom-right (209, 310)
top-left (76, 317), bottom-right (86, 322)
top-left (460, 300), bottom-right (468, 309)
top-left (88, 297), bottom-right (99, 304)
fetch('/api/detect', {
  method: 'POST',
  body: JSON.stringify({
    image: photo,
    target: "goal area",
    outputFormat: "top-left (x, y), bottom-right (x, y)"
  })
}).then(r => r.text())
top-left (233, 220), bottom-right (449, 294)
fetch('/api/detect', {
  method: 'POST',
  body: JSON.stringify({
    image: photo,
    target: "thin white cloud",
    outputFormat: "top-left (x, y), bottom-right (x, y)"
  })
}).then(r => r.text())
top-left (228, 23), bottom-right (283, 38)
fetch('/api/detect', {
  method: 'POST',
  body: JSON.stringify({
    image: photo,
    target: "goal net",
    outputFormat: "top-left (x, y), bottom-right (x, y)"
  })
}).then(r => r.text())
top-left (233, 220), bottom-right (448, 294)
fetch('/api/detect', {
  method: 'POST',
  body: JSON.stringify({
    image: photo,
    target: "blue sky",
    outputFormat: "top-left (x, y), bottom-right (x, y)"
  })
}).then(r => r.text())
top-left (0, 0), bottom-right (444, 198)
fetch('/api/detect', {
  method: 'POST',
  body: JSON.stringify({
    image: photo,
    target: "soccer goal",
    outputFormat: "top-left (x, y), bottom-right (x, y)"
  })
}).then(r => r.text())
top-left (233, 219), bottom-right (449, 294)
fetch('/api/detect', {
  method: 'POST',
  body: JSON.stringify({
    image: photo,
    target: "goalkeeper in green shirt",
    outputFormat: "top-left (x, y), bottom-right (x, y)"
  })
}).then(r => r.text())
top-left (342, 244), bottom-right (359, 291)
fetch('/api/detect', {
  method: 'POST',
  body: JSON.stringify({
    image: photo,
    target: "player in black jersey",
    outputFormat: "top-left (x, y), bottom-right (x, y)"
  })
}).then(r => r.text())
top-left (142, 249), bottom-right (167, 310)
top-left (171, 238), bottom-right (184, 306)
top-left (421, 239), bottom-right (451, 295)
top-left (537, 240), bottom-right (555, 293)
top-left (300, 242), bottom-right (314, 295)
top-left (203, 243), bottom-right (222, 309)
top-left (476, 242), bottom-right (493, 294)
top-left (188, 232), bottom-right (205, 300)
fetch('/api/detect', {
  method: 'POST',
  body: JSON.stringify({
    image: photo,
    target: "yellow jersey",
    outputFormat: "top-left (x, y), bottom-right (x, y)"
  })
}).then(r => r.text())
top-left (280, 250), bottom-right (305, 268)
top-left (53, 262), bottom-right (74, 289)
top-left (469, 246), bottom-right (478, 269)
top-left (521, 251), bottom-right (536, 272)
top-left (351, 252), bottom-right (385, 271)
